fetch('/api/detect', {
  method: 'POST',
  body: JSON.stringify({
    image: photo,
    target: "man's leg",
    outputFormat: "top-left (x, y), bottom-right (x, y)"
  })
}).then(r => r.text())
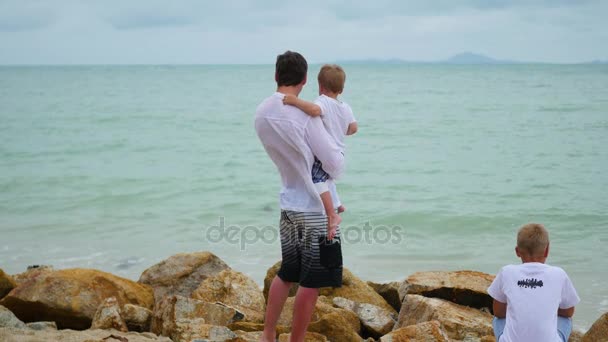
top-left (261, 276), bottom-right (292, 342)
top-left (290, 286), bottom-right (319, 342)
top-left (492, 317), bottom-right (506, 341)
top-left (557, 316), bottom-right (573, 342)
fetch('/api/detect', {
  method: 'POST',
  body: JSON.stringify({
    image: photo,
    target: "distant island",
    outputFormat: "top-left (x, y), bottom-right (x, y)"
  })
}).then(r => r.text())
top-left (336, 52), bottom-right (608, 65)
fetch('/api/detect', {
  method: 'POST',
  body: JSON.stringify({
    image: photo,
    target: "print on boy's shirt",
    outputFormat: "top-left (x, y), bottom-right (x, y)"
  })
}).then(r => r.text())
top-left (517, 278), bottom-right (544, 289)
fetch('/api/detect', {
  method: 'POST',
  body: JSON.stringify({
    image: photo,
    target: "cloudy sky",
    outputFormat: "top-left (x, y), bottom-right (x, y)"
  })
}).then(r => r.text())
top-left (0, 0), bottom-right (607, 64)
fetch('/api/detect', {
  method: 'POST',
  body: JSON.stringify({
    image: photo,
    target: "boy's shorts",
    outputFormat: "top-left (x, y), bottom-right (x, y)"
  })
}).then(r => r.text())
top-left (276, 210), bottom-right (343, 288)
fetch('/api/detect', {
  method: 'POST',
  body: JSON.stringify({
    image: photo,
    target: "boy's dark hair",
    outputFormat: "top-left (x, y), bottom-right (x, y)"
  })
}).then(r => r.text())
top-left (275, 51), bottom-right (308, 87)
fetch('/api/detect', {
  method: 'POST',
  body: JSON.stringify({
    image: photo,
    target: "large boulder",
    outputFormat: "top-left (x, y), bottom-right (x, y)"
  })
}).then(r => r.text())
top-left (122, 304), bottom-right (152, 332)
top-left (264, 261), bottom-right (396, 314)
top-left (151, 295), bottom-right (243, 339)
top-left (333, 296), bottom-right (396, 338)
top-left (139, 252), bottom-right (229, 304)
top-left (380, 320), bottom-right (449, 342)
top-left (0, 268), bottom-right (154, 330)
top-left (275, 296), bottom-right (360, 334)
top-left (395, 295), bottom-right (493, 341)
top-left (191, 269), bottom-right (265, 323)
top-left (308, 311), bottom-right (363, 342)
top-left (0, 305), bottom-right (26, 329)
top-left (398, 271), bottom-right (495, 310)
top-left (11, 265), bottom-right (53, 287)
top-left (171, 322), bottom-right (237, 342)
top-left (278, 332), bottom-right (328, 342)
top-left (582, 312), bottom-right (608, 342)
top-left (90, 297), bottom-right (127, 332)
top-left (367, 281), bottom-right (402, 312)
top-left (0, 269), bottom-right (16, 299)
top-left (0, 327), bottom-right (172, 342)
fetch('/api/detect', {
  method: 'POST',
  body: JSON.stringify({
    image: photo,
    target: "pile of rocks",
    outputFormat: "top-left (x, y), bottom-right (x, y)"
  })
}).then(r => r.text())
top-left (0, 253), bottom-right (605, 341)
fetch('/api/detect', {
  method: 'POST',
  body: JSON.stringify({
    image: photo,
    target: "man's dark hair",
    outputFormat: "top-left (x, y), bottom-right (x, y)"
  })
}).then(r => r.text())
top-left (275, 51), bottom-right (307, 87)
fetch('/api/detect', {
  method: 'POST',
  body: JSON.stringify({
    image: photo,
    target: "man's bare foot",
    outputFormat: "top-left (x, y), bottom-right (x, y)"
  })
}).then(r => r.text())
top-left (337, 205), bottom-right (346, 213)
top-left (327, 212), bottom-right (342, 240)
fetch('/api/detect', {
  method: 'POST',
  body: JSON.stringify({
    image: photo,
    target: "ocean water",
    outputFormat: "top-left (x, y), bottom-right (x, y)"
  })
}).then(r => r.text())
top-left (1, 64), bottom-right (607, 329)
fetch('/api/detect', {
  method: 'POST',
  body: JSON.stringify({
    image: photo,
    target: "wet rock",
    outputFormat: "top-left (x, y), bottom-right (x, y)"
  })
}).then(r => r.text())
top-left (395, 295), bottom-right (493, 341)
top-left (380, 320), bottom-right (449, 342)
top-left (0, 268), bottom-right (153, 329)
top-left (122, 303), bottom-right (152, 332)
top-left (398, 271), bottom-right (495, 311)
top-left (367, 281), bottom-right (402, 312)
top-left (582, 312), bottom-right (608, 342)
top-left (0, 269), bottom-right (16, 299)
top-left (192, 269), bottom-right (265, 323)
top-left (139, 252), bottom-right (229, 304)
top-left (91, 297), bottom-right (128, 332)
top-left (333, 296), bottom-right (396, 338)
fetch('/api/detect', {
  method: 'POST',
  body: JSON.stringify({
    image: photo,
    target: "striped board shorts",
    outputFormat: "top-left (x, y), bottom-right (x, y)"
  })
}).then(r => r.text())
top-left (277, 210), bottom-right (343, 288)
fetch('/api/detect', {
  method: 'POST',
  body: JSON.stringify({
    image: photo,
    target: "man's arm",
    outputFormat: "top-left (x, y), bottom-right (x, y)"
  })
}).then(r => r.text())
top-left (493, 299), bottom-right (507, 318)
top-left (558, 306), bottom-right (575, 318)
top-left (346, 122), bottom-right (358, 135)
top-left (283, 95), bottom-right (321, 117)
top-left (306, 117), bottom-right (344, 179)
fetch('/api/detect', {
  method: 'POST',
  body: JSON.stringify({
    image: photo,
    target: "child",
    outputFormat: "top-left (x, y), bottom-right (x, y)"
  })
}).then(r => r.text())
top-left (488, 223), bottom-right (580, 342)
top-left (283, 64), bottom-right (358, 238)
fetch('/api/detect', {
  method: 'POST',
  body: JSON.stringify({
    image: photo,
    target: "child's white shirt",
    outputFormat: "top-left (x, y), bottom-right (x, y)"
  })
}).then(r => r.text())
top-left (314, 95), bottom-right (356, 208)
top-left (488, 262), bottom-right (580, 342)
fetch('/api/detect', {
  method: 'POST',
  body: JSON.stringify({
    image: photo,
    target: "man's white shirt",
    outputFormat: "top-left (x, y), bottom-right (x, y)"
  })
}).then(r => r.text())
top-left (255, 92), bottom-right (345, 213)
top-left (488, 263), bottom-right (580, 342)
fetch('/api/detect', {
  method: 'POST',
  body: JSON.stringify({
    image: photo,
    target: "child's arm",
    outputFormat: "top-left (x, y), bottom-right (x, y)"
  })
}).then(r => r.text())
top-left (493, 299), bottom-right (507, 318)
top-left (346, 121), bottom-right (358, 135)
top-left (283, 95), bottom-right (321, 117)
top-left (558, 307), bottom-right (575, 318)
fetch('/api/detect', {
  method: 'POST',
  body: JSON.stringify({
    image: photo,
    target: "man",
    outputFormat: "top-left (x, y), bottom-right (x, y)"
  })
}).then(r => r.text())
top-left (255, 51), bottom-right (345, 342)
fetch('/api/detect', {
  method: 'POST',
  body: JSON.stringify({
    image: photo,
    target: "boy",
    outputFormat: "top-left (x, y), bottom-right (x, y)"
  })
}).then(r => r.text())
top-left (283, 64), bottom-right (358, 239)
top-left (488, 223), bottom-right (580, 342)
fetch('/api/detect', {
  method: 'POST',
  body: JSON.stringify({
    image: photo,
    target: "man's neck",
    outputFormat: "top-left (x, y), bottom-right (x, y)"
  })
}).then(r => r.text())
top-left (277, 85), bottom-right (301, 96)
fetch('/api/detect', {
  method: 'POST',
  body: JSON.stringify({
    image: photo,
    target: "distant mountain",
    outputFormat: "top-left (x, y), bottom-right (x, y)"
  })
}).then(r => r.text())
top-left (585, 59), bottom-right (608, 64)
top-left (443, 52), bottom-right (516, 64)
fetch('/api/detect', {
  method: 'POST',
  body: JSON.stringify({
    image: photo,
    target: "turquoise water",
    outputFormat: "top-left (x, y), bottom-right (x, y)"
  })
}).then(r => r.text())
top-left (1, 64), bottom-right (607, 329)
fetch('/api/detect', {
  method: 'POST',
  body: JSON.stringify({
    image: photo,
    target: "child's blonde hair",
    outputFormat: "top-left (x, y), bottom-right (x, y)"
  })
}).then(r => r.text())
top-left (317, 64), bottom-right (346, 94)
top-left (517, 223), bottom-right (549, 257)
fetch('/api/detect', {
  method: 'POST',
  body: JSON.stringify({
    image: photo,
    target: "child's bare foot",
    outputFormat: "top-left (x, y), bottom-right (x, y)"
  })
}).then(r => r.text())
top-left (337, 205), bottom-right (346, 213)
top-left (327, 212), bottom-right (342, 240)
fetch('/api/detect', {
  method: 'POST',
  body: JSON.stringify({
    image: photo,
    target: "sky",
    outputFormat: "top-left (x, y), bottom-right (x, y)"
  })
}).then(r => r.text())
top-left (0, 0), bottom-right (607, 65)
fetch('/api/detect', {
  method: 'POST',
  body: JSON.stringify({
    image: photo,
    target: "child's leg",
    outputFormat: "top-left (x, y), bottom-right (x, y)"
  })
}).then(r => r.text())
top-left (492, 317), bottom-right (506, 340)
top-left (557, 317), bottom-right (572, 342)
top-left (311, 157), bottom-right (341, 238)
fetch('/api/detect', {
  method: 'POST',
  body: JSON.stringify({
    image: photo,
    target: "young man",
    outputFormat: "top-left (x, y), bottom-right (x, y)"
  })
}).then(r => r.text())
top-left (488, 223), bottom-right (580, 342)
top-left (255, 51), bottom-right (345, 342)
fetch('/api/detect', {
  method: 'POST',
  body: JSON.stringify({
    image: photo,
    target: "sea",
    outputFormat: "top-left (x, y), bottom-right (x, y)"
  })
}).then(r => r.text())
top-left (1, 64), bottom-right (606, 330)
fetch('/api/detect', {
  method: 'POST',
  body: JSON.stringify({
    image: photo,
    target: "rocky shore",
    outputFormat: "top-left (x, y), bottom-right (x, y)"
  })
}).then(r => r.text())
top-left (0, 252), bottom-right (606, 342)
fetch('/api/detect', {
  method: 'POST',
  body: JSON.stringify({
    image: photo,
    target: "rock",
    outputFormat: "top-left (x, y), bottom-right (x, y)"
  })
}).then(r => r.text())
top-left (0, 327), bottom-right (172, 342)
top-left (395, 295), bottom-right (493, 341)
top-left (398, 271), bottom-right (495, 310)
top-left (278, 332), bottom-right (328, 341)
top-left (171, 322), bottom-right (237, 342)
top-left (367, 281), bottom-right (402, 312)
top-left (0, 305), bottom-right (26, 329)
top-left (568, 330), bottom-right (584, 342)
top-left (91, 297), bottom-right (128, 332)
top-left (25, 321), bottom-right (57, 330)
top-left (333, 296), bottom-right (396, 338)
top-left (122, 303), bottom-right (152, 332)
top-left (227, 321), bottom-right (290, 336)
top-left (0, 268), bottom-right (154, 330)
top-left (192, 269), bottom-right (265, 323)
top-left (0, 269), bottom-right (16, 299)
top-left (232, 330), bottom-right (264, 342)
top-left (308, 311), bottom-right (363, 342)
top-left (139, 252), bottom-right (229, 304)
top-left (582, 312), bottom-right (608, 342)
top-left (264, 261), bottom-right (396, 314)
top-left (11, 265), bottom-right (54, 287)
top-left (274, 296), bottom-right (360, 334)
top-left (380, 320), bottom-right (449, 342)
top-left (151, 295), bottom-right (243, 339)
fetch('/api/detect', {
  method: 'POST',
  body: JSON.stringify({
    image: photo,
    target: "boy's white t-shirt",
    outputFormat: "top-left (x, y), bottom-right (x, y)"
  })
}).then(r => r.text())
top-left (488, 263), bottom-right (580, 342)
top-left (314, 94), bottom-right (356, 208)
